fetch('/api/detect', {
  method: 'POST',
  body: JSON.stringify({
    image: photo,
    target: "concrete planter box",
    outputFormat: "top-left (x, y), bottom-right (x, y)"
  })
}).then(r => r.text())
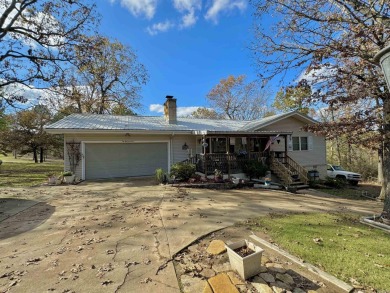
top-left (226, 239), bottom-right (264, 280)
top-left (64, 175), bottom-right (75, 183)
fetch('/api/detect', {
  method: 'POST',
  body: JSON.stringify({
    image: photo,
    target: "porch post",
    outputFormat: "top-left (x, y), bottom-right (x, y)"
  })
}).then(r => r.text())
top-left (284, 135), bottom-right (288, 159)
top-left (227, 136), bottom-right (231, 178)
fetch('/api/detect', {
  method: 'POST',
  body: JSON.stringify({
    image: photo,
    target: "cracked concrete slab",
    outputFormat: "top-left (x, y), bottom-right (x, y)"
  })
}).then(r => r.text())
top-left (0, 179), bottom-right (382, 292)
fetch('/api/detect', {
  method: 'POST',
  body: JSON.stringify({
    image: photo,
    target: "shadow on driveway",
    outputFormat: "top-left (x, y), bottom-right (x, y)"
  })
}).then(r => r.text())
top-left (78, 176), bottom-right (156, 188)
top-left (0, 198), bottom-right (55, 240)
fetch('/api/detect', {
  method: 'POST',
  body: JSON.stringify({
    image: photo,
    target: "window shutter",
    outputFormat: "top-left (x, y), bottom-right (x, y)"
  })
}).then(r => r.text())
top-left (287, 135), bottom-right (293, 151)
top-left (308, 136), bottom-right (313, 151)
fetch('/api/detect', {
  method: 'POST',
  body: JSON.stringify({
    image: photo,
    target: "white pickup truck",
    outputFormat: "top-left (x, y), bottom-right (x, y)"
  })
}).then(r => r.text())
top-left (327, 164), bottom-right (362, 185)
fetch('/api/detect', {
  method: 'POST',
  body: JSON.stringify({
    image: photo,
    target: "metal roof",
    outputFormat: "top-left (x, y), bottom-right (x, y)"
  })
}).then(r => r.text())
top-left (45, 111), bottom-right (316, 134)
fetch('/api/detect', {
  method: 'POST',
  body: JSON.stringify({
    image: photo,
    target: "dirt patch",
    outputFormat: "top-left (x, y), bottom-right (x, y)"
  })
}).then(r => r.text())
top-left (174, 226), bottom-right (345, 293)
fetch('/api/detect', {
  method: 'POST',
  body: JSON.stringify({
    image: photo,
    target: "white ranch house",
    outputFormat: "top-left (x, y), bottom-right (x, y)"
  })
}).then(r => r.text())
top-left (45, 96), bottom-right (327, 187)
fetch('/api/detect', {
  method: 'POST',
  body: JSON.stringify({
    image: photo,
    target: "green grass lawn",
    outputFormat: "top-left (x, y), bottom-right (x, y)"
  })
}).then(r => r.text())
top-left (245, 213), bottom-right (390, 291)
top-left (0, 154), bottom-right (63, 187)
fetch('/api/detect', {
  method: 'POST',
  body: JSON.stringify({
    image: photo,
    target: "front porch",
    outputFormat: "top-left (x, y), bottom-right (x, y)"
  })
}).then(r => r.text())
top-left (182, 132), bottom-right (310, 188)
top-left (189, 152), bottom-right (268, 175)
top-left (187, 152), bottom-right (309, 188)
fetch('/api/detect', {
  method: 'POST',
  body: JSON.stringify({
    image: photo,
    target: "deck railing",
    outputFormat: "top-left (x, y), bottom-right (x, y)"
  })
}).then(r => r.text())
top-left (269, 152), bottom-right (309, 186)
top-left (182, 151), bottom-right (309, 186)
top-left (183, 152), bottom-right (268, 175)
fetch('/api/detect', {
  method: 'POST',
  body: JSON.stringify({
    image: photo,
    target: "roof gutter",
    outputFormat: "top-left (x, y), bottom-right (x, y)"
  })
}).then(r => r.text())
top-left (45, 128), bottom-right (293, 136)
top-left (44, 128), bottom-right (195, 135)
top-left (192, 130), bottom-right (293, 136)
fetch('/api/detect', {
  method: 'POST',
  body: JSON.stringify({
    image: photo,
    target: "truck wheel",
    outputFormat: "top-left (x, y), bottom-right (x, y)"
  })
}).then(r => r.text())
top-left (336, 175), bottom-right (347, 183)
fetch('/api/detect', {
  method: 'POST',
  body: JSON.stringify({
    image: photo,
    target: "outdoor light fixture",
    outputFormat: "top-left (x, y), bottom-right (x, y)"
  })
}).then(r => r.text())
top-left (375, 45), bottom-right (390, 90)
top-left (182, 142), bottom-right (189, 150)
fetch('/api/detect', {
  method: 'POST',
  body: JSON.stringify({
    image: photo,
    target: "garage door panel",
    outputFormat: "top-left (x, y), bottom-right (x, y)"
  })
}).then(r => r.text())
top-left (85, 143), bottom-right (168, 179)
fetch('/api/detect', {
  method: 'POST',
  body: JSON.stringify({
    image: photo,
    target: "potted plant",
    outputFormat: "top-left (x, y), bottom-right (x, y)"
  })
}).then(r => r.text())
top-left (155, 168), bottom-right (167, 184)
top-left (56, 175), bottom-right (63, 185)
top-left (62, 171), bottom-right (75, 183)
top-left (47, 173), bottom-right (56, 185)
top-left (214, 169), bottom-right (224, 183)
top-left (225, 239), bottom-right (264, 280)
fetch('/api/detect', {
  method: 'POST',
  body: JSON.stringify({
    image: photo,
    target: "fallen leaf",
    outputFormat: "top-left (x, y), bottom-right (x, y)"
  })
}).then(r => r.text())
top-left (140, 277), bottom-right (152, 284)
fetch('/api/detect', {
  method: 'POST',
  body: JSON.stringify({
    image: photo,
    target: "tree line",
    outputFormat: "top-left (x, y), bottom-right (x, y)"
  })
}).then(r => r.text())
top-left (0, 1), bottom-right (389, 214)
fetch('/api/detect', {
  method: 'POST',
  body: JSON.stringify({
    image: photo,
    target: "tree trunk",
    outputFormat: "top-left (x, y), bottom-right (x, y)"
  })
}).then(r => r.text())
top-left (378, 147), bottom-right (386, 200)
top-left (33, 148), bottom-right (38, 163)
top-left (378, 147), bottom-right (383, 183)
top-left (330, 108), bottom-right (342, 164)
top-left (40, 147), bottom-right (44, 163)
top-left (381, 98), bottom-right (390, 215)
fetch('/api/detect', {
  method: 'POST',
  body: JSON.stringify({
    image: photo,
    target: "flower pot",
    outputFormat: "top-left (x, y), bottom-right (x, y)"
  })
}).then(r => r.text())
top-left (48, 176), bottom-right (56, 185)
top-left (226, 239), bottom-right (264, 280)
top-left (64, 175), bottom-right (75, 183)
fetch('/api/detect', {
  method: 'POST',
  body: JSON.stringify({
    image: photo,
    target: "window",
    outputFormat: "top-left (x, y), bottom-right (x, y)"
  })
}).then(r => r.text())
top-left (249, 138), bottom-right (261, 152)
top-left (292, 136), bottom-right (309, 151)
top-left (211, 138), bottom-right (227, 153)
top-left (300, 137), bottom-right (308, 150)
top-left (292, 137), bottom-right (300, 151)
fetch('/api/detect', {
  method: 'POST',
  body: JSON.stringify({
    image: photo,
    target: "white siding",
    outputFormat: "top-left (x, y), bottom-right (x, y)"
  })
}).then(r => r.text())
top-left (171, 135), bottom-right (197, 163)
top-left (262, 117), bottom-right (327, 178)
top-left (64, 133), bottom-right (197, 180)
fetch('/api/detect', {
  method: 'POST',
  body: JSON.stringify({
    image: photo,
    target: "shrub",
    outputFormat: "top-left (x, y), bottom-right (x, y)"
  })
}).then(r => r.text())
top-left (323, 176), bottom-right (346, 188)
top-left (243, 160), bottom-right (268, 180)
top-left (62, 171), bottom-right (73, 176)
top-left (155, 168), bottom-right (167, 184)
top-left (170, 163), bottom-right (196, 181)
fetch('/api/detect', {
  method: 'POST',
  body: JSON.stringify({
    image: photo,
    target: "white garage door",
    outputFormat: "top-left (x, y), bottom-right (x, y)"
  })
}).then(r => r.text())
top-left (85, 143), bottom-right (168, 180)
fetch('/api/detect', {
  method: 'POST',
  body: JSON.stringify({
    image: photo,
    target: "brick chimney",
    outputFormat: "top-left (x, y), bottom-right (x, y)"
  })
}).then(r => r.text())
top-left (164, 95), bottom-right (177, 124)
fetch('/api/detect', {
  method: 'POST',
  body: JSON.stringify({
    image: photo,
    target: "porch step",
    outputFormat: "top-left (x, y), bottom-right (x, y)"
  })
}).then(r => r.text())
top-left (288, 183), bottom-right (309, 190)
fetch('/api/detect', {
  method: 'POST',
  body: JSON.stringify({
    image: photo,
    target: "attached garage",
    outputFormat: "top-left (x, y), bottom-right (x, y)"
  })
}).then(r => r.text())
top-left (84, 142), bottom-right (169, 180)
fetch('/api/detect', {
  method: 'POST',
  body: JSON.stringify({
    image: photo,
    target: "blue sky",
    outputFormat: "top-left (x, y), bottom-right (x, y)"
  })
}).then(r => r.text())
top-left (96, 0), bottom-right (266, 116)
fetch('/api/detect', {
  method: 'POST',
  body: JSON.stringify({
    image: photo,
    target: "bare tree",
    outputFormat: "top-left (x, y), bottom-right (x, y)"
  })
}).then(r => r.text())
top-left (189, 107), bottom-right (222, 119)
top-left (251, 0), bottom-right (390, 214)
top-left (0, 0), bottom-right (97, 106)
top-left (47, 36), bottom-right (148, 114)
top-left (207, 75), bottom-right (271, 120)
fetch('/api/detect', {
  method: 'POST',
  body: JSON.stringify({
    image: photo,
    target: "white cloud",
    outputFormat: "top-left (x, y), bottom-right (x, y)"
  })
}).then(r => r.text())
top-left (205, 0), bottom-right (247, 23)
top-left (177, 106), bottom-right (200, 116)
top-left (173, 0), bottom-right (201, 12)
top-left (181, 10), bottom-right (197, 28)
top-left (149, 104), bottom-right (201, 116)
top-left (111, 0), bottom-right (157, 19)
top-left (296, 65), bottom-right (336, 85)
top-left (149, 104), bottom-right (164, 113)
top-left (146, 20), bottom-right (175, 35)
top-left (1, 82), bottom-right (52, 109)
top-left (173, 0), bottom-right (201, 28)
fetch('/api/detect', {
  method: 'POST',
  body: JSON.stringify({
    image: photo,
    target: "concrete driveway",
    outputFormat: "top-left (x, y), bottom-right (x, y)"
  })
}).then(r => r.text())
top-left (0, 179), bottom-right (383, 293)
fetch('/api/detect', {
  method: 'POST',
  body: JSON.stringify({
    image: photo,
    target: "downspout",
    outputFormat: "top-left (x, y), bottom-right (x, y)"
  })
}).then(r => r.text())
top-left (203, 135), bottom-right (207, 176)
top-left (170, 133), bottom-right (174, 167)
top-left (226, 135), bottom-right (230, 178)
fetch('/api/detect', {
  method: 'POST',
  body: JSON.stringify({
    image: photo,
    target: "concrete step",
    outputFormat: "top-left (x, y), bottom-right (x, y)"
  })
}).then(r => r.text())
top-left (289, 184), bottom-right (309, 190)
